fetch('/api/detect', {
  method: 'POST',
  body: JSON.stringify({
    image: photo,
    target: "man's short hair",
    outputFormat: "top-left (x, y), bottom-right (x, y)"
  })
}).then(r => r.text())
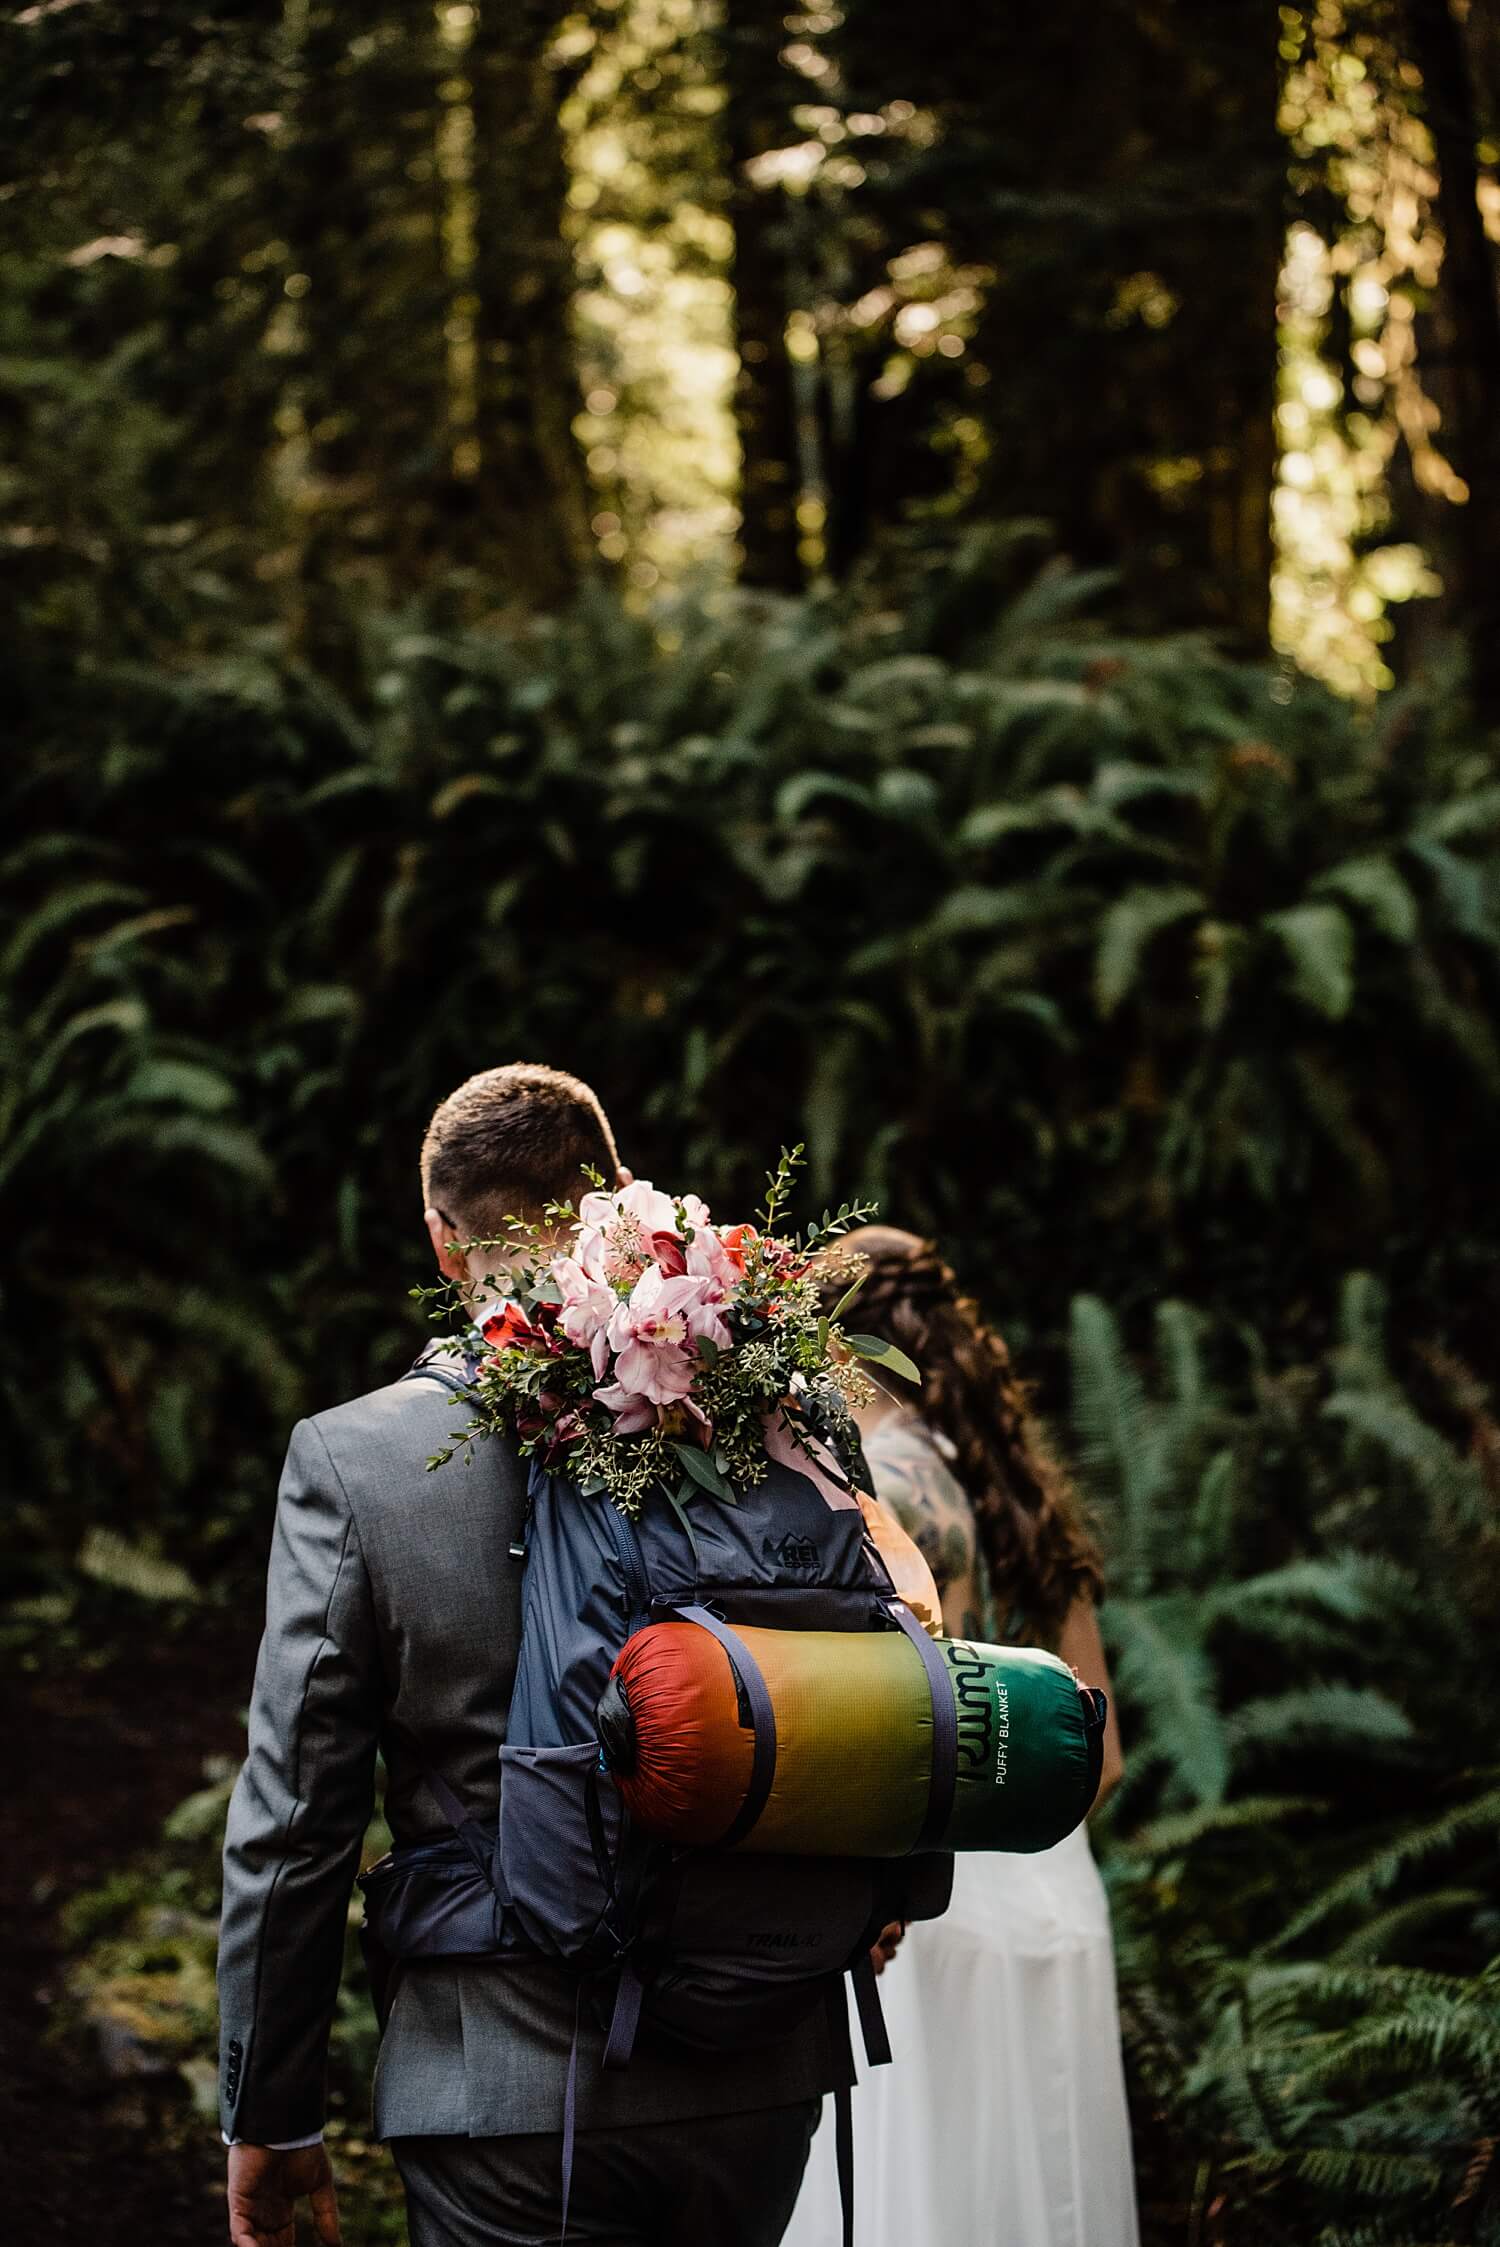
top-left (420, 1063), bottom-right (620, 1238)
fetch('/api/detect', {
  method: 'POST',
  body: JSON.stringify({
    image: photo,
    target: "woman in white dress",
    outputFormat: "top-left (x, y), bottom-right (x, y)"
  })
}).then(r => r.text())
top-left (784, 1227), bottom-right (1140, 2247)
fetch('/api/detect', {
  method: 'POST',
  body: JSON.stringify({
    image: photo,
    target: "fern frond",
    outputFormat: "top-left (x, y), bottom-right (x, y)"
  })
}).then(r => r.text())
top-left (1332, 1891), bottom-right (1490, 1966)
top-left (1069, 1295), bottom-right (1157, 1586)
top-left (1106, 1593), bottom-right (1229, 1806)
top-left (1241, 2145), bottom-right (1446, 2198)
top-left (1264, 1783), bottom-right (1500, 1954)
top-left (1227, 1684), bottom-right (1415, 1765)
top-left (1131, 1794), bottom-right (1325, 1854)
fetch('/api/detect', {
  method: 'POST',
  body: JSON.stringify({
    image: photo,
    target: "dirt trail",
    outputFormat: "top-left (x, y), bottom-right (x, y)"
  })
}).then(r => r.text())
top-left (0, 1615), bottom-right (258, 2246)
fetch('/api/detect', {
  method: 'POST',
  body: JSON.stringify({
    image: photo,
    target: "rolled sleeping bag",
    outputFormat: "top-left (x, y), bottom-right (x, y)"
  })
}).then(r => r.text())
top-left (596, 1616), bottom-right (1106, 1857)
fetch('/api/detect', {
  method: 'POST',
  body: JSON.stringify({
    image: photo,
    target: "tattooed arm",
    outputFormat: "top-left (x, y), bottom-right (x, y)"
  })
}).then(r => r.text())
top-left (869, 1428), bottom-right (985, 1642)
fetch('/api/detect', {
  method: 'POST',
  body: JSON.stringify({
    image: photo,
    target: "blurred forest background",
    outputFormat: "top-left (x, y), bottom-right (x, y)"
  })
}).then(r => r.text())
top-left (5, 1), bottom-right (1500, 2242)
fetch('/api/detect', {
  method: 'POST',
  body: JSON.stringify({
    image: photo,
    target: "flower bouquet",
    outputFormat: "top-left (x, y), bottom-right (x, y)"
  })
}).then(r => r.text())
top-left (420, 1146), bottom-right (918, 1516)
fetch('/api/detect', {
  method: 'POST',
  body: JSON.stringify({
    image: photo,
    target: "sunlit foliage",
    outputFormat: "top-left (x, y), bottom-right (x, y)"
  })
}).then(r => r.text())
top-left (1274, 2), bottom-right (1450, 695)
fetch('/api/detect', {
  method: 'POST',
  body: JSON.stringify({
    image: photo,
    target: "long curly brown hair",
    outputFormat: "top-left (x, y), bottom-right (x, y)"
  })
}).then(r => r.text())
top-left (823, 1225), bottom-right (1103, 1641)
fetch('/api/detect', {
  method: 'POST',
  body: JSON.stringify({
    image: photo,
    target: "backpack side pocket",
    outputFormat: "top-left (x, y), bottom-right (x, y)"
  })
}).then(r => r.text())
top-left (498, 1740), bottom-right (624, 1959)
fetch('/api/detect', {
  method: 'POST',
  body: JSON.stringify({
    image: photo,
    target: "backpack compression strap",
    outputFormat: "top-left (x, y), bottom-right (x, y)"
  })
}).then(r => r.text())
top-left (675, 1604), bottom-right (778, 1849)
top-left (602, 1607), bottom-right (778, 2076)
top-left (885, 1600), bottom-right (959, 1853)
top-left (825, 1978), bottom-right (859, 2247)
top-left (383, 1714), bottom-right (508, 1899)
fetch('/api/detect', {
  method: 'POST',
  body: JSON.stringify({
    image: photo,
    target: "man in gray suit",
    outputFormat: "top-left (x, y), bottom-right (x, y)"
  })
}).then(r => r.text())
top-left (218, 1063), bottom-right (837, 2247)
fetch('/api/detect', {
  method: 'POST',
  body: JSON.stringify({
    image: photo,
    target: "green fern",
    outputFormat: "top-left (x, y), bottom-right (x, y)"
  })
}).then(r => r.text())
top-left (1105, 1593), bottom-right (1230, 1807)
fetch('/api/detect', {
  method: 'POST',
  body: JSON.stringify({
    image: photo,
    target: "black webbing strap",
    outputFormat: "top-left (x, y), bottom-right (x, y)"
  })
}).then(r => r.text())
top-left (583, 1760), bottom-right (620, 1939)
top-left (886, 1600), bottom-right (958, 1852)
top-left (824, 1980), bottom-right (857, 2247)
top-left (560, 1981), bottom-right (583, 2243)
top-left (603, 1957), bottom-right (647, 2071)
top-left (1081, 1686), bottom-right (1109, 1805)
top-left (676, 1605), bottom-right (778, 1849)
top-left (383, 1715), bottom-right (507, 1899)
top-left (849, 1948), bottom-right (891, 2068)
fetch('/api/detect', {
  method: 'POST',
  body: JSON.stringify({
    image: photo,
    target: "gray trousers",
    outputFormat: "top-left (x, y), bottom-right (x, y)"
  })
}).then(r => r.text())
top-left (392, 2100), bottom-right (822, 2247)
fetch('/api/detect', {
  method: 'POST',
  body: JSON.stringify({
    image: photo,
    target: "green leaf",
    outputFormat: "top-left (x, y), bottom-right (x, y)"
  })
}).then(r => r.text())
top-left (845, 1334), bottom-right (921, 1383)
top-left (1, 880), bottom-right (148, 979)
top-left (77, 1528), bottom-right (199, 1605)
top-left (663, 1478), bottom-right (706, 1569)
top-left (775, 770), bottom-right (873, 823)
top-left (1266, 902), bottom-right (1356, 1019)
top-left (1312, 855), bottom-right (1418, 943)
top-left (124, 1059), bottom-right (237, 1114)
top-left (1095, 884), bottom-right (1204, 1017)
top-left (674, 1442), bottom-right (736, 1502)
top-left (825, 1272), bottom-right (868, 1325)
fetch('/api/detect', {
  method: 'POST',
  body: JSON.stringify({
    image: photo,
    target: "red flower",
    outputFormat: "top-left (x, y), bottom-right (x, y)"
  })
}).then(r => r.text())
top-left (650, 1230), bottom-right (689, 1277)
top-left (482, 1302), bottom-right (560, 1355)
top-left (719, 1223), bottom-right (757, 1273)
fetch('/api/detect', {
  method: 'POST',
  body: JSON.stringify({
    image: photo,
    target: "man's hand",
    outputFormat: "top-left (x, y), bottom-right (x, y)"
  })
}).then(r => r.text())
top-left (227, 2142), bottom-right (342, 2247)
top-left (871, 1919), bottom-right (906, 1977)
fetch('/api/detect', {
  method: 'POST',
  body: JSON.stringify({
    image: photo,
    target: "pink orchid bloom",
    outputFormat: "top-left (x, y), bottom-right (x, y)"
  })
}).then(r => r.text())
top-left (578, 1178), bottom-right (686, 1290)
top-left (553, 1250), bottom-right (617, 1379)
top-left (592, 1382), bottom-right (659, 1435)
top-left (616, 1179), bottom-right (682, 1236)
top-left (684, 1224), bottom-right (739, 1291)
top-left (601, 1263), bottom-right (730, 1408)
top-left (672, 1191), bottom-right (739, 1291)
top-left (567, 1224), bottom-right (610, 1281)
top-left (651, 1230), bottom-right (689, 1276)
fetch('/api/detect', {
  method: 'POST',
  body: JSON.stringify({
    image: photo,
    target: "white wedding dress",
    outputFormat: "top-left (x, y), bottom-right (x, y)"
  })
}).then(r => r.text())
top-left (781, 1420), bottom-right (1140, 2247)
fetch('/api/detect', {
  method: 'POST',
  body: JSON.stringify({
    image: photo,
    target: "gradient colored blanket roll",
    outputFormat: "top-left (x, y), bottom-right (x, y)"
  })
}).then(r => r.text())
top-left (599, 1618), bottom-right (1103, 1856)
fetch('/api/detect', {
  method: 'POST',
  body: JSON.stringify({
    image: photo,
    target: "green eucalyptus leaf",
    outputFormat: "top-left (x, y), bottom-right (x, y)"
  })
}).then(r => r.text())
top-left (845, 1334), bottom-right (921, 1383)
top-left (674, 1442), bottom-right (737, 1501)
top-left (826, 1272), bottom-right (868, 1325)
top-left (665, 1479), bottom-right (706, 1568)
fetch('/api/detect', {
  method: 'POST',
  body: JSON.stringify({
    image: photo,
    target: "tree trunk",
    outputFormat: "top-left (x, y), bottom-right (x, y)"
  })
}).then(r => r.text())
top-left (279, 0), bottom-right (449, 626)
top-left (957, 0), bottom-right (1282, 645)
top-left (1403, 0), bottom-right (1500, 717)
top-left (720, 4), bottom-right (803, 591)
top-left (467, 0), bottom-right (596, 610)
top-left (752, 0), bottom-right (1287, 636)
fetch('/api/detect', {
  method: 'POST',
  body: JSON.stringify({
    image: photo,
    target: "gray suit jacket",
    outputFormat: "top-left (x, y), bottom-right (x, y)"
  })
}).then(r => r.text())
top-left (218, 1359), bottom-right (841, 2145)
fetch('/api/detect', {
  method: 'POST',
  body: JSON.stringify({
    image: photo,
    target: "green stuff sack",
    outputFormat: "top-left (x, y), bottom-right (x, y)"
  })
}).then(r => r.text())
top-left (941, 1639), bottom-right (1100, 1852)
top-left (598, 1618), bottom-right (1107, 1856)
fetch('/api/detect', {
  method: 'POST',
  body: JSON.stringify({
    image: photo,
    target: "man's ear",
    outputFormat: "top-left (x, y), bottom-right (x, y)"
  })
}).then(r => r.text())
top-left (615, 1164), bottom-right (634, 1187)
top-left (424, 1207), bottom-right (471, 1285)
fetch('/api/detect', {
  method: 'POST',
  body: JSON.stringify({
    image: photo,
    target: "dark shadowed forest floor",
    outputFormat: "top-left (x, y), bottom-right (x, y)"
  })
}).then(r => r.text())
top-left (0, 1616), bottom-right (258, 2246)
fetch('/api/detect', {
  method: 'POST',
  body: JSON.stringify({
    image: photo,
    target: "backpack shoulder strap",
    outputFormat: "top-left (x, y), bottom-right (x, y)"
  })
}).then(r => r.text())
top-left (402, 1337), bottom-right (480, 1396)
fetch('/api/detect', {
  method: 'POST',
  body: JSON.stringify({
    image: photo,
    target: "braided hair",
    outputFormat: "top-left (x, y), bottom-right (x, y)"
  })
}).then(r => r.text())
top-left (824, 1225), bottom-right (1103, 1643)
